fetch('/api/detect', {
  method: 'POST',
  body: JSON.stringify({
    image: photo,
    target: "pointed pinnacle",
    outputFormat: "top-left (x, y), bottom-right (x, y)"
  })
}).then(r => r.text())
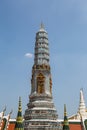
top-left (18, 96), bottom-right (22, 111)
top-left (3, 106), bottom-right (6, 113)
top-left (40, 22), bottom-right (44, 29)
top-left (64, 104), bottom-right (67, 116)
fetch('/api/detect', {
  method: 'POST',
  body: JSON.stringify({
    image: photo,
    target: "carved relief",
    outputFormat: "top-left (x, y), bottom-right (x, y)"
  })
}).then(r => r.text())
top-left (33, 64), bottom-right (50, 70)
top-left (37, 73), bottom-right (45, 94)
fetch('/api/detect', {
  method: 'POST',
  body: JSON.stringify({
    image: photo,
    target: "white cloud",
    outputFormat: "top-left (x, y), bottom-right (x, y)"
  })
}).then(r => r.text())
top-left (25, 53), bottom-right (33, 58)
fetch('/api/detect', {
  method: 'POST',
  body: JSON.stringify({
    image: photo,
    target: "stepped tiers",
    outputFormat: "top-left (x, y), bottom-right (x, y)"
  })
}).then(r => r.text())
top-left (24, 24), bottom-right (62, 130)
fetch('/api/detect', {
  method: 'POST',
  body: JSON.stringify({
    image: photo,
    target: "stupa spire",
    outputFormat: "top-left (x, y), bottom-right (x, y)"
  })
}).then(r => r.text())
top-left (14, 97), bottom-right (24, 130)
top-left (78, 89), bottom-right (86, 117)
top-left (34, 23), bottom-right (49, 66)
top-left (63, 104), bottom-right (70, 130)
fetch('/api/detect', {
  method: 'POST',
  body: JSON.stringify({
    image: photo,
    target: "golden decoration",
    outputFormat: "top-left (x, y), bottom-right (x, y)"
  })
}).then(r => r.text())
top-left (37, 73), bottom-right (45, 94)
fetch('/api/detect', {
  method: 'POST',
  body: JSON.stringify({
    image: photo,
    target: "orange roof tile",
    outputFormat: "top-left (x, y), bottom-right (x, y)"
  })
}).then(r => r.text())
top-left (69, 123), bottom-right (82, 130)
top-left (8, 123), bottom-right (15, 130)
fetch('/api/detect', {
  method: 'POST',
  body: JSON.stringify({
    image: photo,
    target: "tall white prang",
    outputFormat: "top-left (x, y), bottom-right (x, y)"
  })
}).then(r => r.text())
top-left (24, 24), bottom-right (62, 130)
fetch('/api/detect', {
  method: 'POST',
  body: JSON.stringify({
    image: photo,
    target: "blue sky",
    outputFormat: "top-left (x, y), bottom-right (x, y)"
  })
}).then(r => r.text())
top-left (0, 0), bottom-right (87, 118)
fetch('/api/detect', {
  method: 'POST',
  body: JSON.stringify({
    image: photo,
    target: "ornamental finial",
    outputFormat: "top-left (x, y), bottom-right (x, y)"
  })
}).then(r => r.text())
top-left (14, 96), bottom-right (24, 130)
top-left (3, 106), bottom-right (6, 113)
top-left (40, 22), bottom-right (44, 29)
top-left (63, 104), bottom-right (70, 130)
top-left (64, 104), bottom-right (67, 116)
